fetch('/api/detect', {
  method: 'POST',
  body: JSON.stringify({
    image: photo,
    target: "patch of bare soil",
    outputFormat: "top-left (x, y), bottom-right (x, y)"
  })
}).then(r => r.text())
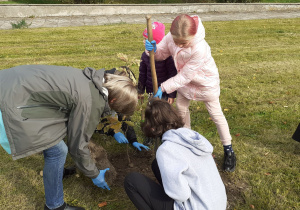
top-left (213, 156), bottom-right (246, 209)
top-left (108, 149), bottom-right (156, 187)
top-left (89, 141), bottom-right (245, 209)
top-left (222, 174), bottom-right (247, 209)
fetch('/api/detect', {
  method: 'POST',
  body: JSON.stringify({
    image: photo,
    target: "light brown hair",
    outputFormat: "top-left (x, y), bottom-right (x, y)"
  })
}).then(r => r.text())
top-left (170, 14), bottom-right (197, 40)
top-left (142, 98), bottom-right (184, 138)
top-left (103, 73), bottom-right (137, 116)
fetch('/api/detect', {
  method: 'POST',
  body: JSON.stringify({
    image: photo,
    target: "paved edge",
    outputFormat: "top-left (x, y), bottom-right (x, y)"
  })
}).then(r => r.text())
top-left (0, 3), bottom-right (299, 18)
top-left (1, 4), bottom-right (299, 30)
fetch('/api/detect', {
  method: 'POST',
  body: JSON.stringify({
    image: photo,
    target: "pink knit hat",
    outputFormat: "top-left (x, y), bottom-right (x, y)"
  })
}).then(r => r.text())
top-left (143, 22), bottom-right (165, 44)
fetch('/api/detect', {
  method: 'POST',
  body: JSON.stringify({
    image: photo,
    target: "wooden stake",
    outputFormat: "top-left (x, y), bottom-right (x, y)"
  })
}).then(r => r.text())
top-left (146, 15), bottom-right (158, 94)
top-left (146, 15), bottom-right (160, 152)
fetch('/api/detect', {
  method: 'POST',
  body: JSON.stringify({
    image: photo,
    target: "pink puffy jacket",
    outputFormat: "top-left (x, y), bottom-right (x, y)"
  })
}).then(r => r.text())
top-left (156, 15), bottom-right (220, 102)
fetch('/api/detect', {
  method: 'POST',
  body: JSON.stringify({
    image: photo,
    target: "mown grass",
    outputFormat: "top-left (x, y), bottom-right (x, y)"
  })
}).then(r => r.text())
top-left (0, 18), bottom-right (299, 209)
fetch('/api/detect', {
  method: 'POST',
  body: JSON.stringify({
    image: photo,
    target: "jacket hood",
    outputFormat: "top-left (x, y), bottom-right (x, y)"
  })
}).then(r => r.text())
top-left (83, 67), bottom-right (105, 90)
top-left (162, 128), bottom-right (213, 156)
top-left (191, 15), bottom-right (206, 45)
top-left (83, 67), bottom-right (109, 101)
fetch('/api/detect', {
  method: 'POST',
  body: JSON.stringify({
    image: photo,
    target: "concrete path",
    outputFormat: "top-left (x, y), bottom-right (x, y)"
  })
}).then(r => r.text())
top-left (1, 10), bottom-right (300, 30)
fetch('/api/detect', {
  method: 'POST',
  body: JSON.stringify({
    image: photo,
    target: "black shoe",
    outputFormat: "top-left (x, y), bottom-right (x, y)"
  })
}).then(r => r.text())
top-left (223, 151), bottom-right (236, 172)
top-left (64, 203), bottom-right (85, 210)
top-left (63, 166), bottom-right (76, 179)
top-left (45, 202), bottom-right (85, 210)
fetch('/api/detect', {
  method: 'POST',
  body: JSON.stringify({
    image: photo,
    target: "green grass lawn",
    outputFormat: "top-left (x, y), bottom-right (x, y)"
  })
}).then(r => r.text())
top-left (0, 18), bottom-right (300, 209)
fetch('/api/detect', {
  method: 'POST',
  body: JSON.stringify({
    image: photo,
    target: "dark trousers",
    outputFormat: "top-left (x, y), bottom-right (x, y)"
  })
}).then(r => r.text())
top-left (124, 159), bottom-right (174, 210)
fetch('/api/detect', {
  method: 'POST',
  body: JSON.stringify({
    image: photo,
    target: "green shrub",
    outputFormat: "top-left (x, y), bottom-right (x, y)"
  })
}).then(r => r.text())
top-left (216, 0), bottom-right (261, 2)
top-left (11, 19), bottom-right (32, 29)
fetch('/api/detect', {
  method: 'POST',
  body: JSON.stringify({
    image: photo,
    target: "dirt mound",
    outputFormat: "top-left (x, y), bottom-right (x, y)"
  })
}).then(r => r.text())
top-left (108, 149), bottom-right (156, 187)
top-left (89, 141), bottom-right (245, 208)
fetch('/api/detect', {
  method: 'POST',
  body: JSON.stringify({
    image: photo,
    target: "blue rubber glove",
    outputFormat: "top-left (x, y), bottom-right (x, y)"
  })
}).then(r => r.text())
top-left (154, 87), bottom-right (163, 99)
top-left (114, 132), bottom-right (129, 144)
top-left (92, 168), bottom-right (110, 190)
top-left (145, 40), bottom-right (157, 53)
top-left (132, 142), bottom-right (151, 151)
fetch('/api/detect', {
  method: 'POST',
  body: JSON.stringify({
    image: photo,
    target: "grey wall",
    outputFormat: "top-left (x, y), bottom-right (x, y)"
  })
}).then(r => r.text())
top-left (0, 3), bottom-right (299, 18)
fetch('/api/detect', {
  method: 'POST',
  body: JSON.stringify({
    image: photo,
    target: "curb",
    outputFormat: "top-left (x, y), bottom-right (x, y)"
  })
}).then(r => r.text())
top-left (2, 10), bottom-right (300, 30)
top-left (0, 3), bottom-right (299, 18)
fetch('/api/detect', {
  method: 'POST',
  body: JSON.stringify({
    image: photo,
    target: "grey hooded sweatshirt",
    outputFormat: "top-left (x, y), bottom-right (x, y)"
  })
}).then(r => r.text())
top-left (0, 65), bottom-right (110, 178)
top-left (157, 128), bottom-right (227, 210)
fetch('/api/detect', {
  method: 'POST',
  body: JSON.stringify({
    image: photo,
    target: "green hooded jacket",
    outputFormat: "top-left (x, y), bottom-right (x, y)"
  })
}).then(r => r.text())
top-left (0, 65), bottom-right (110, 178)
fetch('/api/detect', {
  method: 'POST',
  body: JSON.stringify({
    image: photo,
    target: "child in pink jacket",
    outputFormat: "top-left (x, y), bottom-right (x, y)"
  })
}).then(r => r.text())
top-left (138, 22), bottom-right (177, 104)
top-left (145, 14), bottom-right (236, 172)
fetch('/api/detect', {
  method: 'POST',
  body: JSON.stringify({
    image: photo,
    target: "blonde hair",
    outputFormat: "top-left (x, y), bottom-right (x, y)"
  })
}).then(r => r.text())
top-left (170, 14), bottom-right (197, 40)
top-left (103, 74), bottom-right (138, 116)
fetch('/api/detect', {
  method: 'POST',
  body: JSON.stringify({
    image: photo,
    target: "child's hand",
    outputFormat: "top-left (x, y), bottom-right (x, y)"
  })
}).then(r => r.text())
top-left (154, 87), bottom-right (162, 99)
top-left (132, 142), bottom-right (150, 151)
top-left (168, 98), bottom-right (175, 104)
top-left (145, 40), bottom-right (157, 53)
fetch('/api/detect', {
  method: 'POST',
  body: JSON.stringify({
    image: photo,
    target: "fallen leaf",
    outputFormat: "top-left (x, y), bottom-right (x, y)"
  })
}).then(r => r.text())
top-left (197, 106), bottom-right (200, 110)
top-left (250, 204), bottom-right (255, 209)
top-left (124, 121), bottom-right (134, 127)
top-left (235, 133), bottom-right (240, 137)
top-left (269, 101), bottom-right (274, 104)
top-left (224, 108), bottom-right (229, 112)
top-left (98, 201), bottom-right (107, 208)
top-left (117, 53), bottom-right (128, 62)
top-left (40, 170), bottom-right (43, 177)
top-left (265, 172), bottom-right (271, 176)
top-left (208, 117), bottom-right (212, 120)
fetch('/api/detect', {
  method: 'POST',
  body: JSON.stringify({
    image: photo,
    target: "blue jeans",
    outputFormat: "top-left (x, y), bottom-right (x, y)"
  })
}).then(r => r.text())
top-left (43, 140), bottom-right (68, 209)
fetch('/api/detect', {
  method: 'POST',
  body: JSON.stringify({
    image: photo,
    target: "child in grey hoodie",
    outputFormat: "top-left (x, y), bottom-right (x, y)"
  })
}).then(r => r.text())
top-left (124, 99), bottom-right (227, 210)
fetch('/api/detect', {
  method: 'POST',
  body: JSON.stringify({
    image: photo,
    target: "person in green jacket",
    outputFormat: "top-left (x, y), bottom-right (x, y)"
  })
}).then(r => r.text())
top-left (0, 65), bottom-right (140, 210)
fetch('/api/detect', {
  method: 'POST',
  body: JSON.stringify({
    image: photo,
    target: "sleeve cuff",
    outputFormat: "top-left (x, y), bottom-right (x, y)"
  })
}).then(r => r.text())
top-left (160, 84), bottom-right (165, 92)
